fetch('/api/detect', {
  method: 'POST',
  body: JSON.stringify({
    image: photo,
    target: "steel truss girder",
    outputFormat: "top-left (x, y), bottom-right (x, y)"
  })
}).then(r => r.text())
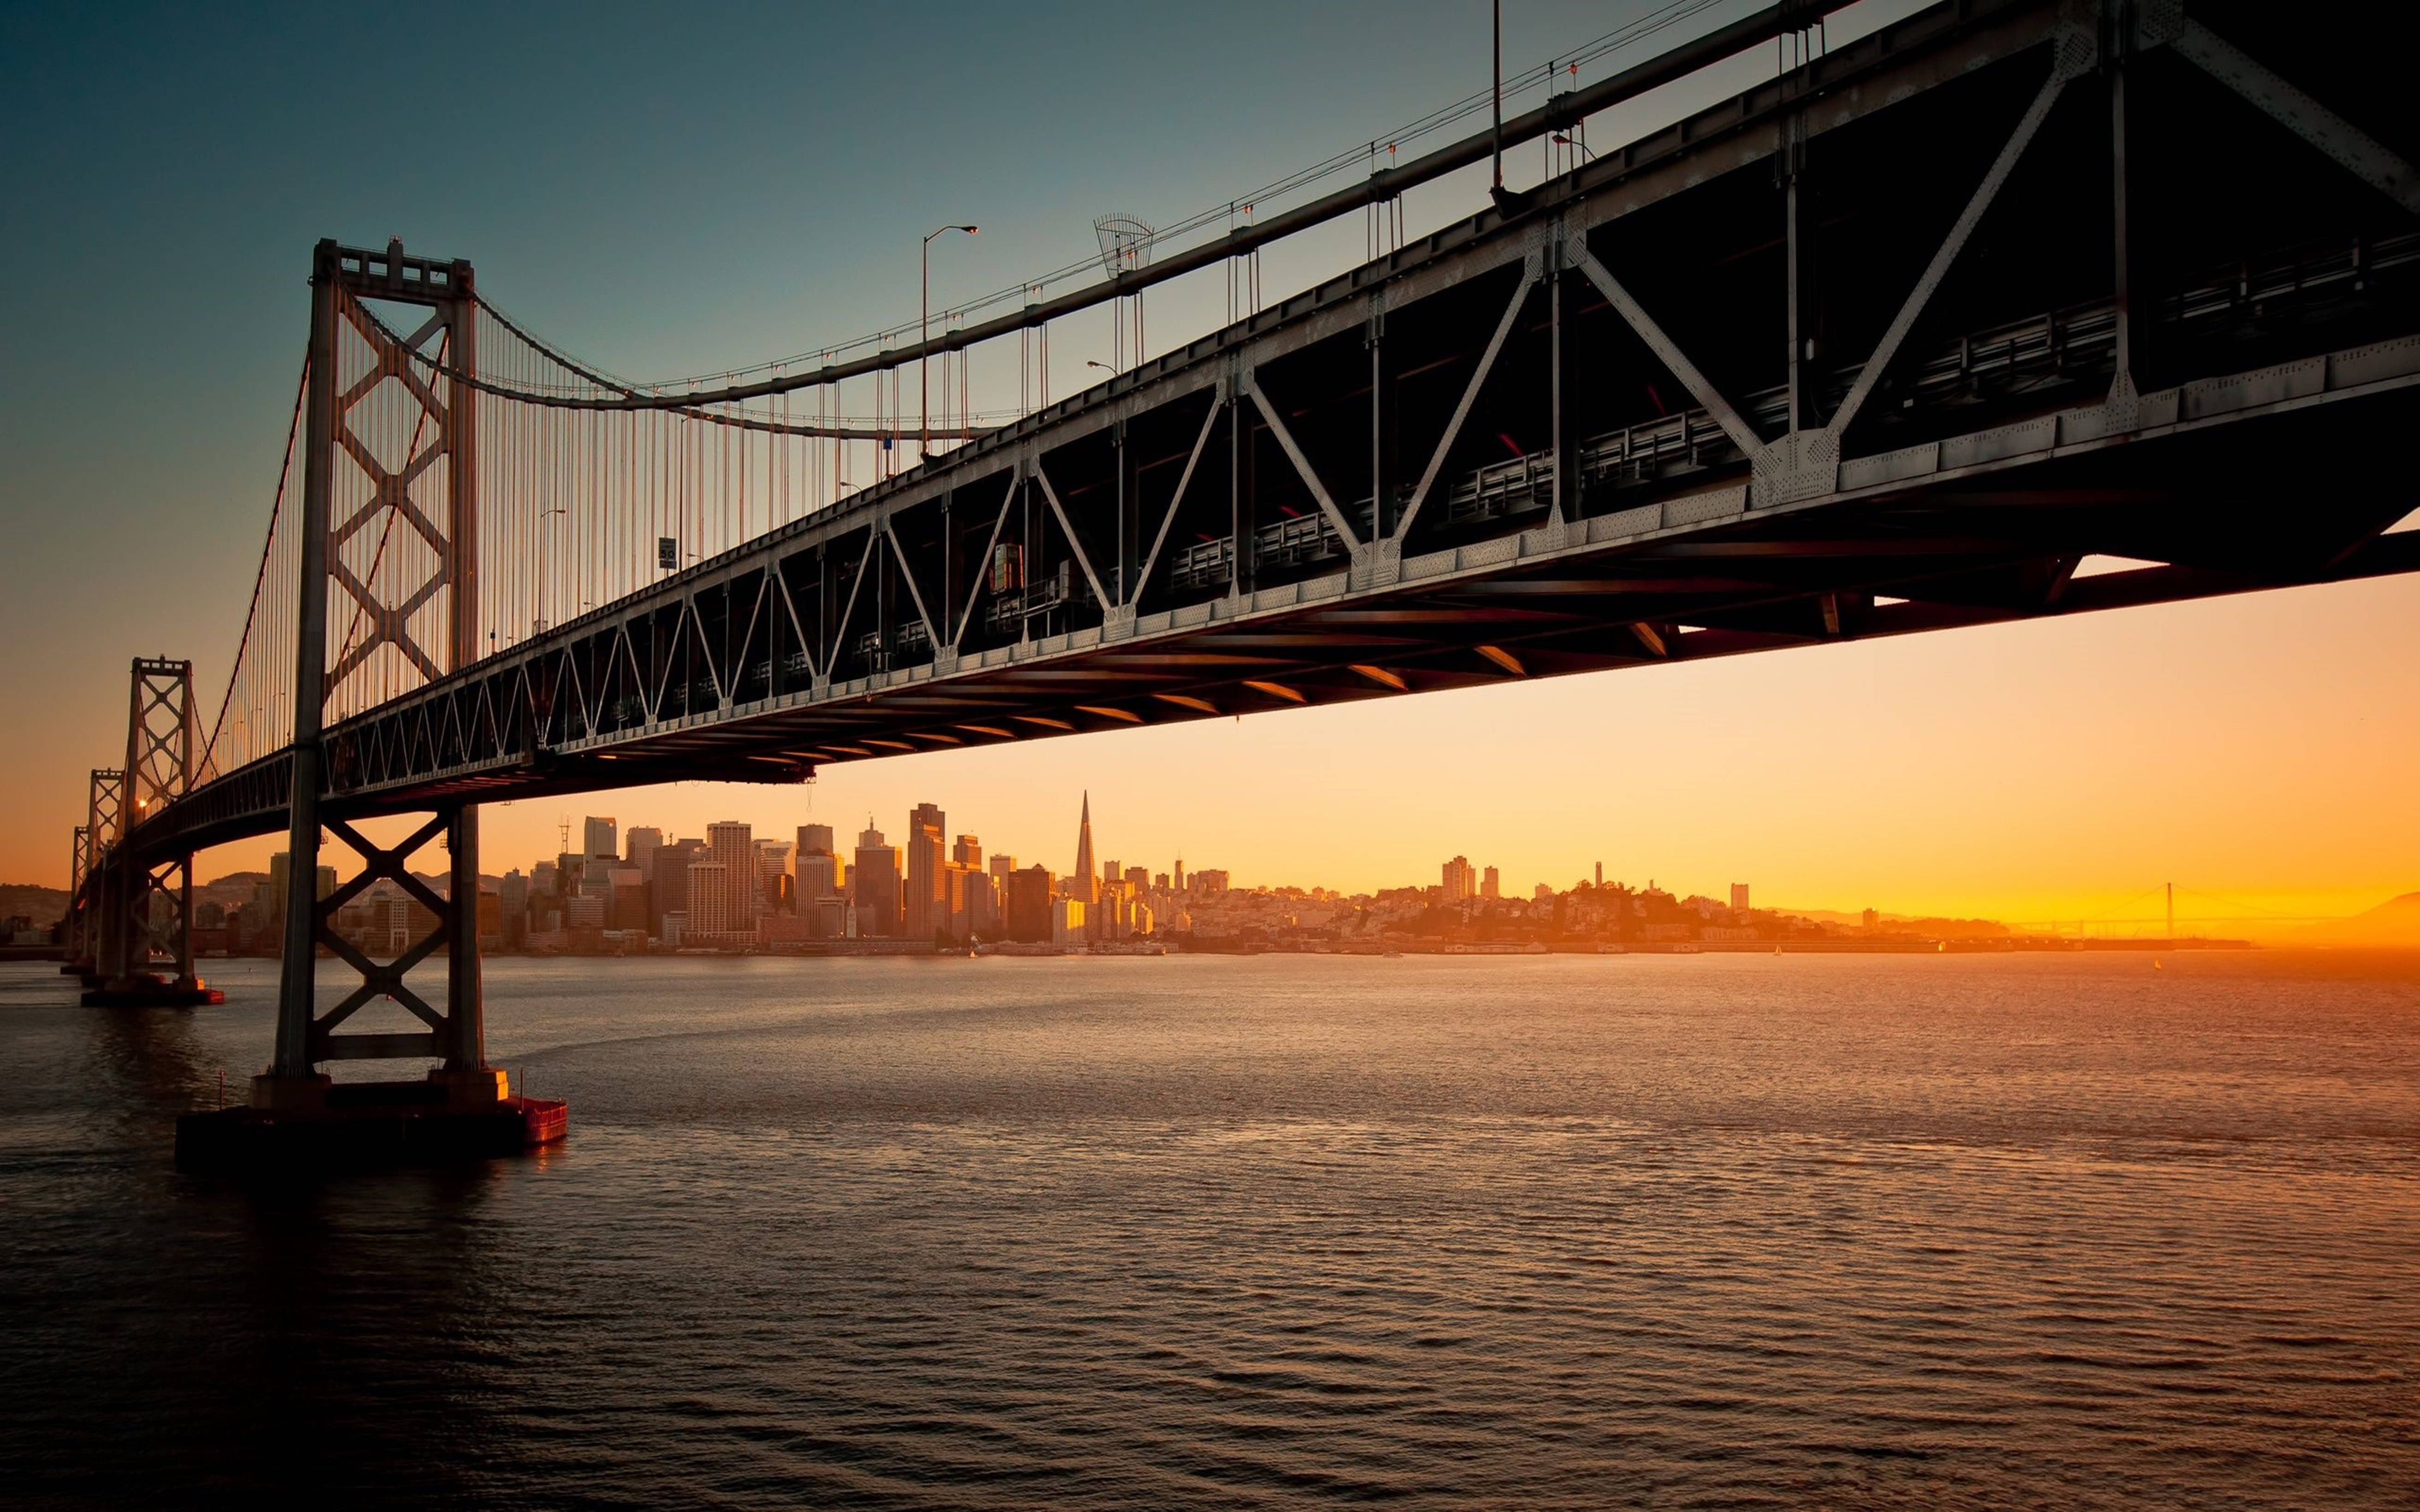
top-left (145, 332), bottom-right (2420, 850)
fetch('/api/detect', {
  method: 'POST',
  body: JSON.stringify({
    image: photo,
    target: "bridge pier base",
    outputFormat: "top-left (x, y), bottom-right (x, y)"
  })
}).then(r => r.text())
top-left (204, 800), bottom-right (564, 1171)
top-left (180, 1069), bottom-right (564, 1172)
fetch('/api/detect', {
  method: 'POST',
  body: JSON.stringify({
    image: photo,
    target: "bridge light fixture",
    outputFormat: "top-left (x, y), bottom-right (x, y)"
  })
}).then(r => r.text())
top-left (1475, 644), bottom-right (1526, 676)
top-left (1242, 679), bottom-right (1307, 704)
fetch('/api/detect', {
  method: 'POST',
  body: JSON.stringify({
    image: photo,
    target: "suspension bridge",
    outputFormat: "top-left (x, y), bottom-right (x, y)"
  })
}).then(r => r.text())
top-left (58, 0), bottom-right (2420, 1161)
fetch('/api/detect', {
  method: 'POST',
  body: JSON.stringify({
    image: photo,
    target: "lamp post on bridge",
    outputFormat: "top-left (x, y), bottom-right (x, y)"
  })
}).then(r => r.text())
top-left (921, 224), bottom-right (978, 461)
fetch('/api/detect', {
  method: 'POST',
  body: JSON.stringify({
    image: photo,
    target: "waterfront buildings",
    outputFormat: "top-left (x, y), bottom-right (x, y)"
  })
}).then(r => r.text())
top-left (241, 782), bottom-right (1887, 962)
top-left (1051, 897), bottom-right (1086, 947)
top-left (203, 794), bottom-right (1986, 959)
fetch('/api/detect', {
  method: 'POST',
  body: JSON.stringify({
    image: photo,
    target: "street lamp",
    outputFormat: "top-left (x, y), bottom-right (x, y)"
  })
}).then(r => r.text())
top-left (1551, 132), bottom-right (1597, 164)
top-left (537, 506), bottom-right (567, 635)
top-left (923, 224), bottom-right (979, 459)
top-left (1086, 359), bottom-right (1117, 378)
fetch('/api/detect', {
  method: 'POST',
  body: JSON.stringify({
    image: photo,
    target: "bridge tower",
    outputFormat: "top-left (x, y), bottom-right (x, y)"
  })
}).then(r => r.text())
top-left (83, 659), bottom-right (220, 1006)
top-left (257, 238), bottom-right (496, 1108)
top-left (58, 824), bottom-right (90, 977)
top-left (71, 768), bottom-right (123, 987)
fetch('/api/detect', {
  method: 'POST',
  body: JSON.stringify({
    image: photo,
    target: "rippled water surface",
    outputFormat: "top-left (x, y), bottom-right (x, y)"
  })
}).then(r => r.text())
top-left (5, 951), bottom-right (2419, 1508)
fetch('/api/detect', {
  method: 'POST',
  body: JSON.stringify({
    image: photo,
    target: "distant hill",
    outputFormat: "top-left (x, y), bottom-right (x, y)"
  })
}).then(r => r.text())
top-left (2295, 891), bottom-right (2420, 946)
top-left (0, 884), bottom-right (69, 928)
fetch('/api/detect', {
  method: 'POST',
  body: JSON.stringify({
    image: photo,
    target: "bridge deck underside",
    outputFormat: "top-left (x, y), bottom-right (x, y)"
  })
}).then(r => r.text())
top-left (135, 0), bottom-right (2420, 858)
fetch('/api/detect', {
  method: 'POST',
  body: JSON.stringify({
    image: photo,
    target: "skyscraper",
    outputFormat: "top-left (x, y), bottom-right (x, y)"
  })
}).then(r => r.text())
top-left (651, 837), bottom-right (704, 939)
top-left (624, 828), bottom-right (662, 930)
top-left (1073, 792), bottom-right (1098, 905)
top-left (686, 860), bottom-right (732, 936)
top-left (961, 865), bottom-right (998, 938)
top-left (756, 839), bottom-right (796, 915)
top-left (498, 870), bottom-right (528, 948)
top-left (853, 821), bottom-right (902, 936)
top-left (1482, 865), bottom-right (1501, 900)
top-left (608, 867), bottom-right (649, 931)
top-left (1005, 865), bottom-right (1056, 942)
top-left (584, 816), bottom-right (619, 866)
top-left (707, 821), bottom-right (756, 929)
top-left (1442, 856), bottom-right (1476, 903)
top-left (906, 802), bottom-right (947, 939)
top-left (797, 824), bottom-right (843, 905)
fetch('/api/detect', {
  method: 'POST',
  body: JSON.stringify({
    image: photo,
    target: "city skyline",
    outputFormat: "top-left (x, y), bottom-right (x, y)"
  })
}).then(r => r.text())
top-left (156, 781), bottom-right (2000, 960)
top-left (141, 782), bottom-right (2409, 948)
